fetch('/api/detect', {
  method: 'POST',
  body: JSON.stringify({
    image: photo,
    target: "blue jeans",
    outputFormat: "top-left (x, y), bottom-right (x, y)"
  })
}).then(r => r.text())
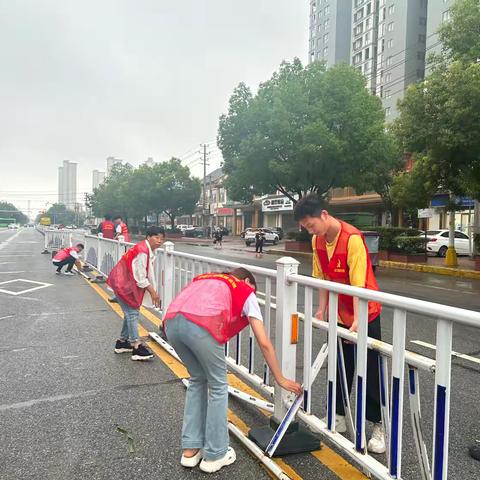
top-left (118, 300), bottom-right (139, 342)
top-left (165, 314), bottom-right (229, 460)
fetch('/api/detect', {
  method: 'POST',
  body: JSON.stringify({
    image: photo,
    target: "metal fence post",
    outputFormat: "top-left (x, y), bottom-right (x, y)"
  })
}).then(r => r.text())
top-left (117, 235), bottom-right (124, 263)
top-left (97, 233), bottom-right (103, 271)
top-left (273, 256), bottom-right (299, 420)
top-left (432, 319), bottom-right (453, 480)
top-left (161, 241), bottom-right (175, 314)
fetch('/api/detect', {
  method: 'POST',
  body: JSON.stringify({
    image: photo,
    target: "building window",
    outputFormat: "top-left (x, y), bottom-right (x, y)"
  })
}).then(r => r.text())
top-left (353, 52), bottom-right (362, 64)
top-left (367, 3), bottom-right (372, 15)
top-left (388, 4), bottom-right (394, 15)
top-left (366, 17), bottom-right (371, 29)
top-left (386, 56), bottom-right (392, 66)
top-left (354, 8), bottom-right (364, 23)
top-left (442, 10), bottom-right (451, 22)
top-left (385, 90), bottom-right (392, 99)
top-left (385, 72), bottom-right (392, 82)
top-left (365, 31), bottom-right (370, 43)
top-left (354, 23), bottom-right (364, 35)
top-left (323, 33), bottom-right (329, 43)
top-left (323, 46), bottom-right (329, 56)
top-left (387, 22), bottom-right (394, 32)
top-left (324, 5), bottom-right (330, 15)
top-left (317, 23), bottom-right (322, 32)
top-left (365, 47), bottom-right (370, 59)
top-left (324, 18), bottom-right (330, 28)
top-left (354, 38), bottom-right (363, 51)
top-left (385, 107), bottom-right (391, 116)
top-left (387, 39), bottom-right (393, 48)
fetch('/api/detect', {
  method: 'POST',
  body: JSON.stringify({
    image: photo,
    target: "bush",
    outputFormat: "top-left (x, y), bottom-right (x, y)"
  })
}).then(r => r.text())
top-left (390, 236), bottom-right (427, 254)
top-left (293, 229), bottom-right (313, 242)
top-left (369, 227), bottom-right (422, 251)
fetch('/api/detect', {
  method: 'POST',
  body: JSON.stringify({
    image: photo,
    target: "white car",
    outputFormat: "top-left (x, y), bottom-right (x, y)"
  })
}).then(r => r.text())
top-left (426, 230), bottom-right (471, 257)
top-left (8, 223), bottom-right (19, 229)
top-left (245, 228), bottom-right (279, 246)
top-left (177, 224), bottom-right (192, 233)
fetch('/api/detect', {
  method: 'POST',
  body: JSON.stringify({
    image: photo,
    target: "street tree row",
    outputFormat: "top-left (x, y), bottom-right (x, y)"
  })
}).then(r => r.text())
top-left (87, 158), bottom-right (201, 229)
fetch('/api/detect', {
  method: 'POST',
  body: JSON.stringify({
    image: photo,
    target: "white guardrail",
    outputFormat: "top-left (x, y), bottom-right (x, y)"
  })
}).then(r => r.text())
top-left (41, 228), bottom-right (480, 480)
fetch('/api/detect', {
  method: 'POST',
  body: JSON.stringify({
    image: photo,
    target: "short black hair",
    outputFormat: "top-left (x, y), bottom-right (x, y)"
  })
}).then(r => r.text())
top-left (76, 243), bottom-right (84, 249)
top-left (113, 215), bottom-right (122, 221)
top-left (104, 214), bottom-right (112, 221)
top-left (293, 194), bottom-right (326, 221)
top-left (146, 226), bottom-right (165, 237)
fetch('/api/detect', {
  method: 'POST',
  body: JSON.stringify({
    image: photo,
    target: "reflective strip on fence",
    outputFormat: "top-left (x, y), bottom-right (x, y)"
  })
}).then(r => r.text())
top-left (48, 232), bottom-right (480, 480)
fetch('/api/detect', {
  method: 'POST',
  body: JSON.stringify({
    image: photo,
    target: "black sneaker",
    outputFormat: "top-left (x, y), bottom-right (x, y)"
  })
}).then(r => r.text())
top-left (114, 339), bottom-right (133, 354)
top-left (108, 297), bottom-right (119, 303)
top-left (131, 344), bottom-right (154, 361)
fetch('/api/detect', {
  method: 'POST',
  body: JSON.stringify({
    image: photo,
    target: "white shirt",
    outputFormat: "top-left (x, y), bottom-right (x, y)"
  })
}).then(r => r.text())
top-left (115, 224), bottom-right (122, 234)
top-left (131, 240), bottom-right (157, 307)
top-left (242, 293), bottom-right (263, 321)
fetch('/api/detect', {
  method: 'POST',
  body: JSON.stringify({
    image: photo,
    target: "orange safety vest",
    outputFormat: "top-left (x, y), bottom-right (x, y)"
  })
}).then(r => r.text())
top-left (100, 220), bottom-right (115, 239)
top-left (164, 273), bottom-right (255, 344)
top-left (53, 246), bottom-right (79, 262)
top-left (315, 221), bottom-right (381, 327)
top-left (118, 222), bottom-right (130, 242)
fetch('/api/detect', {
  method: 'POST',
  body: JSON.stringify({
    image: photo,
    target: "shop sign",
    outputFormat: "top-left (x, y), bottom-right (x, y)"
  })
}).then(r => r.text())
top-left (215, 207), bottom-right (234, 216)
top-left (262, 197), bottom-right (294, 212)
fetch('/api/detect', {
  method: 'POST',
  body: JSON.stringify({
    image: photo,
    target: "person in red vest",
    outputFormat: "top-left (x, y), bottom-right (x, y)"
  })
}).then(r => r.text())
top-left (98, 214), bottom-right (115, 239)
top-left (52, 243), bottom-right (84, 275)
top-left (107, 226), bottom-right (165, 361)
top-left (294, 194), bottom-right (385, 454)
top-left (113, 215), bottom-right (130, 242)
top-left (163, 268), bottom-right (302, 473)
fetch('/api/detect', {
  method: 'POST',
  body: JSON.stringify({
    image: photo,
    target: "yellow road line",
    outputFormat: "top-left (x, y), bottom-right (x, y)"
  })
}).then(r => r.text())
top-left (84, 278), bottom-right (302, 479)
top-left (86, 277), bottom-right (366, 479)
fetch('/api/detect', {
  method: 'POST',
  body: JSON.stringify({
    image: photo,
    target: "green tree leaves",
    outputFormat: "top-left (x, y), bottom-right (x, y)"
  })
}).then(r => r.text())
top-left (218, 59), bottom-right (400, 203)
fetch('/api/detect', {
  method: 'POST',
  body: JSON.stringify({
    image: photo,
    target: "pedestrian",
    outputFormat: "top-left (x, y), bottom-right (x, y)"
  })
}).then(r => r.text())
top-left (163, 268), bottom-right (302, 473)
top-left (254, 230), bottom-right (264, 257)
top-left (213, 228), bottom-right (223, 249)
top-left (293, 194), bottom-right (385, 454)
top-left (113, 215), bottom-right (131, 243)
top-left (107, 226), bottom-right (165, 361)
top-left (98, 214), bottom-right (115, 239)
top-left (52, 243), bottom-right (84, 275)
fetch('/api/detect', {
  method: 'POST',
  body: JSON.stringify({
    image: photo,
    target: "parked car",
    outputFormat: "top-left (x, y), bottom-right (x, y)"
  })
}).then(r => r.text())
top-left (245, 228), bottom-right (279, 246)
top-left (184, 226), bottom-right (205, 238)
top-left (425, 230), bottom-right (471, 257)
top-left (8, 223), bottom-right (19, 229)
top-left (271, 226), bottom-right (284, 240)
top-left (240, 227), bottom-right (255, 239)
top-left (177, 224), bottom-right (192, 234)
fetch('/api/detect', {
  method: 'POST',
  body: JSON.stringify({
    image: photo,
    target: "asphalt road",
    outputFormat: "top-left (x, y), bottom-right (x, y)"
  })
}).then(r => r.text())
top-left (2, 229), bottom-right (479, 479)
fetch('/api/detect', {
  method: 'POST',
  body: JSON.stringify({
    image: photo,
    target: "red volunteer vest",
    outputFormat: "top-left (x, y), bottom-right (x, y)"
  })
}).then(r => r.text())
top-left (118, 222), bottom-right (130, 242)
top-left (164, 273), bottom-right (255, 344)
top-left (315, 221), bottom-right (381, 327)
top-left (101, 220), bottom-right (115, 239)
top-left (53, 246), bottom-right (79, 262)
top-left (106, 241), bottom-right (150, 308)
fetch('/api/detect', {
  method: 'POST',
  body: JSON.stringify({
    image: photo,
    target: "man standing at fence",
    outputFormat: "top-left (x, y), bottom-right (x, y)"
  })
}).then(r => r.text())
top-left (98, 214), bottom-right (115, 239)
top-left (52, 243), bottom-right (84, 275)
top-left (107, 226), bottom-right (165, 361)
top-left (294, 194), bottom-right (385, 454)
top-left (113, 215), bottom-right (130, 243)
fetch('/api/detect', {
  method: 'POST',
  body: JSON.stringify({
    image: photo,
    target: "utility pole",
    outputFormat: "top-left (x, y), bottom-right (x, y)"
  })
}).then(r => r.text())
top-left (202, 143), bottom-right (208, 228)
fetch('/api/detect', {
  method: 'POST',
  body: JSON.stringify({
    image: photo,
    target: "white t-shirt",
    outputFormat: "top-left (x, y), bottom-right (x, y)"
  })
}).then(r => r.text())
top-left (242, 293), bottom-right (263, 321)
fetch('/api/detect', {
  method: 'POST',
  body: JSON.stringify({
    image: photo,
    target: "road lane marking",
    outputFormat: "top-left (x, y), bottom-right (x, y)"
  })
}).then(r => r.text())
top-left (0, 229), bottom-right (23, 251)
top-left (411, 340), bottom-right (480, 365)
top-left (0, 315), bottom-right (14, 321)
top-left (84, 275), bottom-right (367, 480)
top-left (0, 279), bottom-right (53, 296)
top-left (410, 282), bottom-right (478, 296)
top-left (0, 271), bottom-right (25, 274)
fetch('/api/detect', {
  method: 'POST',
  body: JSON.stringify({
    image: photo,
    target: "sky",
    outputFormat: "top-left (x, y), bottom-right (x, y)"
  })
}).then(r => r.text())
top-left (0, 0), bottom-right (310, 218)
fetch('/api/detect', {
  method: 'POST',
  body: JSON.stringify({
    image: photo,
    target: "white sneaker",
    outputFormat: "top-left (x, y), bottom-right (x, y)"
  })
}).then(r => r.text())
top-left (181, 449), bottom-right (203, 468)
top-left (322, 414), bottom-right (347, 433)
top-left (63, 271), bottom-right (75, 276)
top-left (199, 447), bottom-right (236, 473)
top-left (368, 423), bottom-right (386, 454)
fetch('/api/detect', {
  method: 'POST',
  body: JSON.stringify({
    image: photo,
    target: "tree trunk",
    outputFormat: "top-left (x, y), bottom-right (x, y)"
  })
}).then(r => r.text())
top-left (170, 216), bottom-right (176, 230)
top-left (144, 215), bottom-right (147, 230)
top-left (473, 200), bottom-right (480, 256)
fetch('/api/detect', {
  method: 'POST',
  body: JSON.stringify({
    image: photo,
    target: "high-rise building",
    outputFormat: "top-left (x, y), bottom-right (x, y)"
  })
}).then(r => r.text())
top-left (309, 0), bottom-right (430, 118)
top-left (58, 160), bottom-right (77, 208)
top-left (106, 156), bottom-right (123, 175)
top-left (92, 170), bottom-right (105, 190)
top-left (426, 0), bottom-right (453, 63)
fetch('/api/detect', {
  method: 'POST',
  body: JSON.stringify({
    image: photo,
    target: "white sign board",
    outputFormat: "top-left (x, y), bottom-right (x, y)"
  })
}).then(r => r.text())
top-left (262, 197), bottom-right (294, 212)
top-left (417, 208), bottom-right (434, 219)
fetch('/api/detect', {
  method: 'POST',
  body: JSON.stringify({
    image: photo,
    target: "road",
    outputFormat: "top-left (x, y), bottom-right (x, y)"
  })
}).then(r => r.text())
top-left (1, 228), bottom-right (479, 479)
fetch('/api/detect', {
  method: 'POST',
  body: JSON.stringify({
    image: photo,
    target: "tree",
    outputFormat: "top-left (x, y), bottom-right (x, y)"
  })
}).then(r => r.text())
top-left (154, 159), bottom-right (201, 229)
top-left (393, 0), bottom-right (480, 262)
top-left (37, 203), bottom-right (84, 225)
top-left (218, 59), bottom-right (401, 203)
top-left (0, 201), bottom-right (28, 224)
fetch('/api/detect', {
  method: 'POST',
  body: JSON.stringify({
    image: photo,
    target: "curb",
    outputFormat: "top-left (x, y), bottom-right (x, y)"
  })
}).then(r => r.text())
top-left (379, 260), bottom-right (480, 280)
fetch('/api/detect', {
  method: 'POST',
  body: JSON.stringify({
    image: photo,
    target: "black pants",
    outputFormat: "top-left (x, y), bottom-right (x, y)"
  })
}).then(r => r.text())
top-left (336, 315), bottom-right (382, 423)
top-left (53, 257), bottom-right (75, 272)
top-left (255, 242), bottom-right (263, 253)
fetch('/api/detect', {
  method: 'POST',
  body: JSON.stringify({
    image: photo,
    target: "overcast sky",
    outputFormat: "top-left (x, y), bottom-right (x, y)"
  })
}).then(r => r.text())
top-left (0, 0), bottom-right (309, 216)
